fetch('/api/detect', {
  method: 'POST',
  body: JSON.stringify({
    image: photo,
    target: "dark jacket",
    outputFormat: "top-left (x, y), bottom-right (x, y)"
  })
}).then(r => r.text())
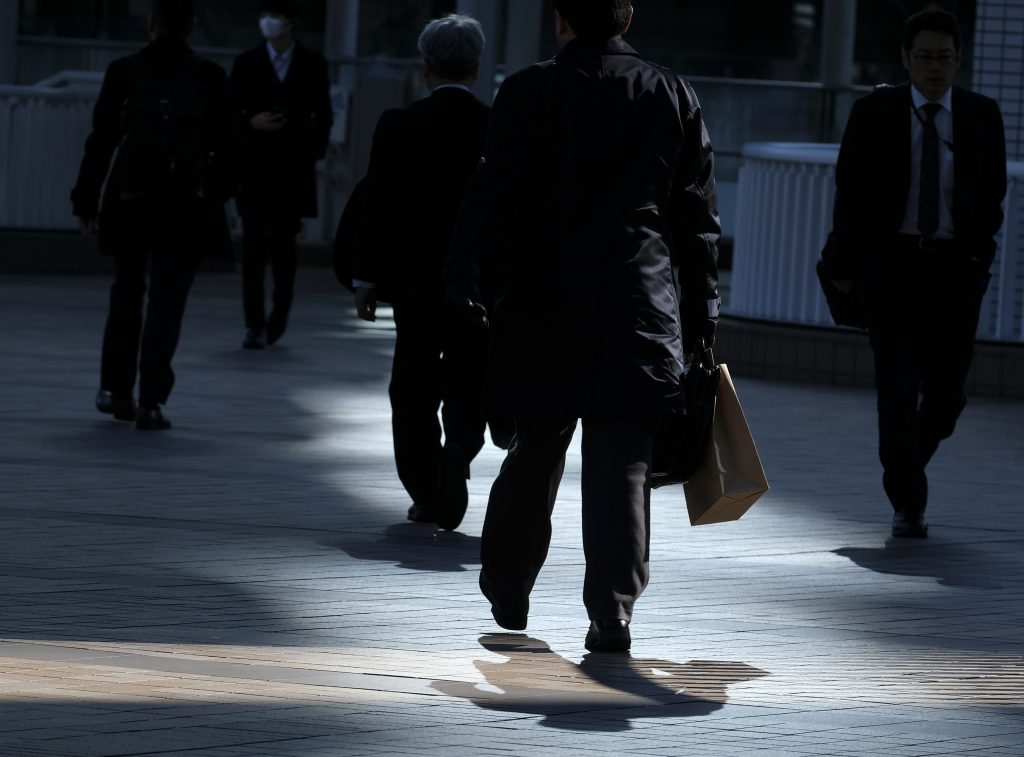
top-left (828, 83), bottom-right (1007, 281)
top-left (230, 41), bottom-right (332, 218)
top-left (354, 87), bottom-right (491, 304)
top-left (71, 36), bottom-right (235, 258)
top-left (447, 36), bottom-right (721, 419)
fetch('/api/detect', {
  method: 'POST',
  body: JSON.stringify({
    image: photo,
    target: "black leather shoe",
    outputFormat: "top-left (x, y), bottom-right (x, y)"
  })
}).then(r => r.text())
top-left (436, 445), bottom-right (469, 531)
top-left (479, 572), bottom-right (528, 631)
top-left (95, 390), bottom-right (136, 421)
top-left (136, 405), bottom-right (172, 430)
top-left (585, 619), bottom-right (631, 652)
top-left (407, 503), bottom-right (438, 523)
top-left (243, 329), bottom-right (266, 350)
top-left (892, 509), bottom-right (929, 538)
top-left (266, 310), bottom-right (288, 346)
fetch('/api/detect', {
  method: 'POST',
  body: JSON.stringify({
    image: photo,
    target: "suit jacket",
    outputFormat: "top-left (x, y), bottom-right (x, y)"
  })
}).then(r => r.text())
top-left (447, 36), bottom-right (721, 419)
top-left (828, 83), bottom-right (1007, 281)
top-left (230, 41), bottom-right (332, 218)
top-left (71, 36), bottom-right (235, 259)
top-left (354, 87), bottom-right (491, 304)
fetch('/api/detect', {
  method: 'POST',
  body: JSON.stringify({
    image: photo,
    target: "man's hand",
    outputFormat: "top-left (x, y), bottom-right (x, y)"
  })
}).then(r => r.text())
top-left (250, 112), bottom-right (287, 132)
top-left (355, 286), bottom-right (377, 322)
top-left (831, 279), bottom-right (856, 293)
top-left (77, 217), bottom-right (97, 235)
top-left (455, 298), bottom-right (489, 329)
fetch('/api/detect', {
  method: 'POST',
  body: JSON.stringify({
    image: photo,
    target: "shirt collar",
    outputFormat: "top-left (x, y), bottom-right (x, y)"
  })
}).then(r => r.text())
top-left (266, 41), bottom-right (296, 63)
top-left (431, 83), bottom-right (472, 93)
top-left (910, 85), bottom-right (953, 114)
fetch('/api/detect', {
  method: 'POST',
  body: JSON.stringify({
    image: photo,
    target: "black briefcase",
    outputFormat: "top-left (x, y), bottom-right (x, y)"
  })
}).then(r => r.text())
top-left (651, 347), bottom-right (721, 488)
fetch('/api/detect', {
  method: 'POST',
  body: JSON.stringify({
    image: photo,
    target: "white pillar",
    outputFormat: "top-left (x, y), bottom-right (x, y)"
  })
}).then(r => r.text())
top-left (0, 1), bottom-right (18, 83)
top-left (505, 0), bottom-right (546, 77)
top-left (820, 0), bottom-right (858, 140)
top-left (973, 0), bottom-right (1024, 161)
top-left (324, 0), bottom-right (360, 60)
top-left (457, 0), bottom-right (501, 102)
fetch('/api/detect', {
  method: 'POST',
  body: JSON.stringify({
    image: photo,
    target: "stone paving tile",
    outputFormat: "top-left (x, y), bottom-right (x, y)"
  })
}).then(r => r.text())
top-left (0, 271), bottom-right (1022, 756)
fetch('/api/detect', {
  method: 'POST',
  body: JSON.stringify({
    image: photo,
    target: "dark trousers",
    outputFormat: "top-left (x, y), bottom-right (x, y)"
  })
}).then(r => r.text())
top-left (241, 210), bottom-right (301, 331)
top-left (100, 251), bottom-right (199, 407)
top-left (389, 301), bottom-right (488, 506)
top-left (868, 242), bottom-right (988, 513)
top-left (480, 416), bottom-right (655, 622)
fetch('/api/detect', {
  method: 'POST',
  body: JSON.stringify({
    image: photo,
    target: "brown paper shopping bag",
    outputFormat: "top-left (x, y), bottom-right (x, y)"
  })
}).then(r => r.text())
top-left (682, 364), bottom-right (769, 526)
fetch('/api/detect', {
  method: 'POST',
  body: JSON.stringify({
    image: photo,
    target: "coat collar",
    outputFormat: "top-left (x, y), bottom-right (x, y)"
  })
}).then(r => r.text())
top-left (556, 35), bottom-right (640, 59)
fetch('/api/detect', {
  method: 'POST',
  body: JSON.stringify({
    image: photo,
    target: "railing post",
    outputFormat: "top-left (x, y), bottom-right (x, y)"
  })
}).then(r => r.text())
top-left (505, 0), bottom-right (546, 77)
top-left (819, 0), bottom-right (857, 141)
top-left (324, 0), bottom-right (359, 60)
top-left (457, 0), bottom-right (501, 103)
top-left (1, 2), bottom-right (18, 84)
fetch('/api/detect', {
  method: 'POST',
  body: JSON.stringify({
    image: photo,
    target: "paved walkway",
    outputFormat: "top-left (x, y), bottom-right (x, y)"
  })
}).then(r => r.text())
top-left (1, 269), bottom-right (1022, 757)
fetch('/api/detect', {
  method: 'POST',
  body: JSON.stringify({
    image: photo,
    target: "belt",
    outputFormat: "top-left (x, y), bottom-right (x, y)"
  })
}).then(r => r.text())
top-left (896, 234), bottom-right (960, 252)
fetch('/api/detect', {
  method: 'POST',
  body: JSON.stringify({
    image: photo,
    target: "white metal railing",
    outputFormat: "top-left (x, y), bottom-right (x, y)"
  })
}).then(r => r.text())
top-left (0, 84), bottom-right (95, 230)
top-left (730, 142), bottom-right (1024, 343)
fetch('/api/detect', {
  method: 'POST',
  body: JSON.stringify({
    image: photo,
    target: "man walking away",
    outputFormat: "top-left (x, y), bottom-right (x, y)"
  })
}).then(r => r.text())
top-left (353, 15), bottom-right (492, 532)
top-left (73, 0), bottom-right (235, 430)
top-left (447, 0), bottom-right (721, 651)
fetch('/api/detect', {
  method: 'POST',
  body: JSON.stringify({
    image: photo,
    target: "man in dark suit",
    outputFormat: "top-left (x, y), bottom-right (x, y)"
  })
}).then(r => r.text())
top-left (447, 0), bottom-right (720, 652)
top-left (230, 0), bottom-right (332, 349)
top-left (827, 10), bottom-right (1007, 538)
top-left (353, 14), bottom-right (491, 532)
top-left (72, 0), bottom-right (235, 430)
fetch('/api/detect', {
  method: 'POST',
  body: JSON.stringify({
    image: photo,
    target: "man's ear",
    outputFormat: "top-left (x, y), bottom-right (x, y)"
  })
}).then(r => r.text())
top-left (622, 5), bottom-right (635, 34)
top-left (555, 10), bottom-right (571, 38)
top-left (900, 46), bottom-right (911, 74)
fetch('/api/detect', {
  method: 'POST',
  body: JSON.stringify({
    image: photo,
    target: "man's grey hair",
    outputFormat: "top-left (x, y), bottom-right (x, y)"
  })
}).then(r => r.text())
top-left (417, 14), bottom-right (485, 80)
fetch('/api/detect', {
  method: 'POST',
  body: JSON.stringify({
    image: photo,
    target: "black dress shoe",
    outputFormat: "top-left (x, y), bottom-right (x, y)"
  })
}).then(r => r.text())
top-left (407, 503), bottom-right (438, 523)
top-left (585, 619), bottom-right (631, 652)
top-left (266, 310), bottom-right (288, 346)
top-left (892, 509), bottom-right (929, 538)
top-left (136, 405), bottom-right (172, 430)
top-left (479, 572), bottom-right (528, 631)
top-left (95, 390), bottom-right (136, 421)
top-left (436, 444), bottom-right (469, 531)
top-left (243, 329), bottom-right (266, 350)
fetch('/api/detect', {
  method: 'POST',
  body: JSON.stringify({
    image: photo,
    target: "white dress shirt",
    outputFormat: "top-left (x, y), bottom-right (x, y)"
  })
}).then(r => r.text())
top-left (431, 83), bottom-right (472, 93)
top-left (900, 85), bottom-right (956, 239)
top-left (266, 41), bottom-right (295, 82)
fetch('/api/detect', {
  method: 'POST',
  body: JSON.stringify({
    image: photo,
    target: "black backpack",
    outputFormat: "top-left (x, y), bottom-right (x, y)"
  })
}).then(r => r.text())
top-left (115, 53), bottom-right (207, 199)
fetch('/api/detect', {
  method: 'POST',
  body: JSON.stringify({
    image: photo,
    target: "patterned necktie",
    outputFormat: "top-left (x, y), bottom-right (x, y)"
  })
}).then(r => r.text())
top-left (273, 52), bottom-right (289, 82)
top-left (917, 103), bottom-right (943, 238)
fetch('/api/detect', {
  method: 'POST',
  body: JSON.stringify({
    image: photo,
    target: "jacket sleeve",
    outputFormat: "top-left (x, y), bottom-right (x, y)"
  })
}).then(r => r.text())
top-left (670, 79), bottom-right (721, 352)
top-left (70, 58), bottom-right (129, 220)
top-left (827, 96), bottom-right (871, 280)
top-left (447, 71), bottom-right (531, 306)
top-left (974, 98), bottom-right (1007, 268)
top-left (352, 109), bottom-right (403, 285)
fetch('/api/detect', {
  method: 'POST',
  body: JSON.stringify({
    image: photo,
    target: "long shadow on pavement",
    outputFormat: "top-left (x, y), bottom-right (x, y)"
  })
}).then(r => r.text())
top-left (833, 540), bottom-right (1015, 588)
top-left (322, 521), bottom-right (481, 572)
top-left (432, 634), bottom-right (768, 731)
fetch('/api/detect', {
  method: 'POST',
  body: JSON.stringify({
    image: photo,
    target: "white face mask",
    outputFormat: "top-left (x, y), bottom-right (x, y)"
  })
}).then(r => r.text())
top-left (260, 16), bottom-right (289, 40)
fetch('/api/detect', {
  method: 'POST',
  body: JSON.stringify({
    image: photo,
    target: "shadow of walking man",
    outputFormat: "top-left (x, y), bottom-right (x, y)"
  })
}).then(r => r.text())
top-left (433, 634), bottom-right (768, 731)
